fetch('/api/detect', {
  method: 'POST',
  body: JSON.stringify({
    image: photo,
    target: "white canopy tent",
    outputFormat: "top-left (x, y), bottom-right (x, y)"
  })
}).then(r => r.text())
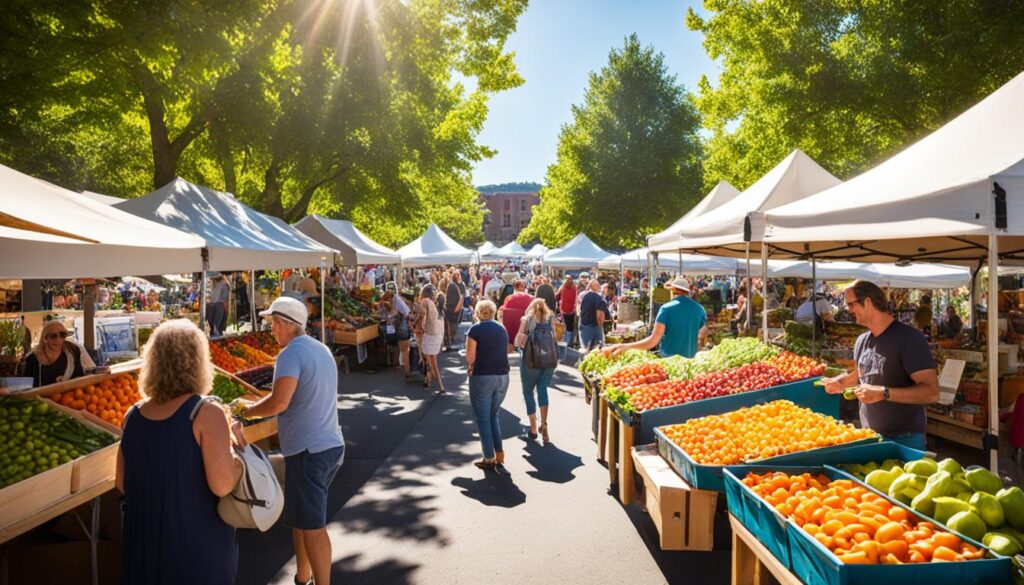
top-left (81, 190), bottom-right (124, 206)
top-left (543, 233), bottom-right (610, 269)
top-left (676, 149), bottom-right (842, 254)
top-left (116, 178), bottom-right (335, 272)
top-left (598, 248), bottom-right (740, 275)
top-left (759, 260), bottom-right (970, 289)
top-left (524, 243), bottom-right (548, 259)
top-left (494, 241), bottom-right (527, 259)
top-left (477, 241), bottom-right (498, 259)
top-left (294, 214), bottom-right (400, 265)
top-left (747, 71), bottom-right (1024, 471)
top-left (647, 181), bottom-right (741, 253)
top-left (0, 165), bottom-right (206, 278)
top-left (397, 224), bottom-right (474, 267)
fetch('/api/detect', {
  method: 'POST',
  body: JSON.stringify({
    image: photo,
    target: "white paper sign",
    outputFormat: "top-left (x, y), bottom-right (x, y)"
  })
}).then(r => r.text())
top-left (938, 358), bottom-right (966, 405)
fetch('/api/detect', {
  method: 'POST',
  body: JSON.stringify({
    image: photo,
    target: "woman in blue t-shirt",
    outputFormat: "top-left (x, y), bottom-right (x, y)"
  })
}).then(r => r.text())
top-left (465, 299), bottom-right (510, 470)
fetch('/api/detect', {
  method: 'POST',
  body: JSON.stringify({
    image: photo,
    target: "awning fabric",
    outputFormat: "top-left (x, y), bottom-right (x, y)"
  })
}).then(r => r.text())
top-left (0, 165), bottom-right (205, 278)
top-left (294, 214), bottom-right (400, 265)
top-left (397, 224), bottom-right (474, 267)
top-left (668, 150), bottom-right (840, 255)
top-left (597, 248), bottom-right (739, 275)
top-left (647, 181), bottom-right (740, 253)
top-left (543, 233), bottom-right (610, 269)
top-left (524, 243), bottom-right (548, 258)
top-left (754, 71), bottom-right (1024, 264)
top-left (494, 241), bottom-right (527, 258)
top-left (116, 178), bottom-right (335, 271)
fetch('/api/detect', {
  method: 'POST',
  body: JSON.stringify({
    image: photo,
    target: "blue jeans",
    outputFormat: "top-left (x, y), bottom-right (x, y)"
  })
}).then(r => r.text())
top-left (579, 324), bottom-right (604, 350)
top-left (519, 357), bottom-right (554, 416)
top-left (469, 374), bottom-right (509, 458)
top-left (883, 432), bottom-right (926, 452)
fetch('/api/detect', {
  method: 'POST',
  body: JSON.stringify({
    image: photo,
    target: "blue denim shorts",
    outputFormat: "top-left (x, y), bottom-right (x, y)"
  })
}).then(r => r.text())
top-left (283, 445), bottom-right (344, 529)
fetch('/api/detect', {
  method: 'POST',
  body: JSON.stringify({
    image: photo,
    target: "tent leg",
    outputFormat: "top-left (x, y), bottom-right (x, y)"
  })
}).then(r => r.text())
top-left (649, 252), bottom-right (658, 324)
top-left (761, 246), bottom-right (769, 342)
top-left (321, 258), bottom-right (328, 345)
top-left (199, 271), bottom-right (208, 337)
top-left (745, 244), bottom-right (752, 332)
top-left (987, 234), bottom-right (999, 472)
top-left (83, 283), bottom-right (96, 353)
top-left (249, 270), bottom-right (256, 330)
top-left (811, 257), bottom-right (817, 359)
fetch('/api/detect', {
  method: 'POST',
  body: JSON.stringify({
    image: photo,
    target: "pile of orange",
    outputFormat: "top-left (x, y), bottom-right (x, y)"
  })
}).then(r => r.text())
top-left (210, 340), bottom-right (274, 373)
top-left (743, 471), bottom-right (985, 564)
top-left (660, 400), bottom-right (877, 465)
top-left (50, 373), bottom-right (141, 427)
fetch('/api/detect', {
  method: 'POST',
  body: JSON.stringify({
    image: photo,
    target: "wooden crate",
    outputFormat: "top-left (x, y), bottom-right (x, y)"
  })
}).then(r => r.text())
top-left (243, 417), bottom-right (279, 443)
top-left (632, 444), bottom-right (717, 551)
top-left (601, 399), bottom-right (637, 506)
top-left (37, 400), bottom-right (122, 494)
top-left (21, 360), bottom-right (141, 399)
top-left (0, 459), bottom-right (74, 535)
top-left (333, 324), bottom-right (379, 346)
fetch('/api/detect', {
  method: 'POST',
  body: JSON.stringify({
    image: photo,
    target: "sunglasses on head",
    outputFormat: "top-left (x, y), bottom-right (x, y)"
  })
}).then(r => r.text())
top-left (46, 331), bottom-right (69, 340)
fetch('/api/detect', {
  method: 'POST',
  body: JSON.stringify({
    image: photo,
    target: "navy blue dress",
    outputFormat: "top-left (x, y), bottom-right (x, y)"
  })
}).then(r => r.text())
top-left (121, 395), bottom-right (238, 584)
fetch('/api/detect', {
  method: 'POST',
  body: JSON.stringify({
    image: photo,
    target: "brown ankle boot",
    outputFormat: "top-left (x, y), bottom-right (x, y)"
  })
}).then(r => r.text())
top-left (495, 450), bottom-right (505, 465)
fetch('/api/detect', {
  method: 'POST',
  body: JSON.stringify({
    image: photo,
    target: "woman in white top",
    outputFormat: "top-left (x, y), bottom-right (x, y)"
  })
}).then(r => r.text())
top-left (513, 298), bottom-right (557, 442)
top-left (416, 285), bottom-right (446, 395)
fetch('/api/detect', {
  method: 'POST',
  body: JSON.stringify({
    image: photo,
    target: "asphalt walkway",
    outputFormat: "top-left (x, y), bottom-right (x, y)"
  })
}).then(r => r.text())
top-left (236, 331), bottom-right (730, 585)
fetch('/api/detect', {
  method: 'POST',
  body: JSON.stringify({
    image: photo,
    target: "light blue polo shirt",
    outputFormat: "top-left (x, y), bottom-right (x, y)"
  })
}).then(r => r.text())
top-left (655, 295), bottom-right (707, 358)
top-left (274, 335), bottom-right (344, 457)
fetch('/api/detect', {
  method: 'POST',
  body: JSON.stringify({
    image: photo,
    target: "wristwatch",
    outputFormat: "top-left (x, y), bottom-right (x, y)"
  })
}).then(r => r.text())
top-left (882, 386), bottom-right (890, 401)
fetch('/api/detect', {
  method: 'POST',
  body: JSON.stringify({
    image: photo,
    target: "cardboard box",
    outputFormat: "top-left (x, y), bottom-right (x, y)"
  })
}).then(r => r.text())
top-left (632, 444), bottom-right (717, 551)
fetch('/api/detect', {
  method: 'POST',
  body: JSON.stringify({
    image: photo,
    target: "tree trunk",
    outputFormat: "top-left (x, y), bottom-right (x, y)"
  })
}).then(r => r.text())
top-left (139, 86), bottom-right (177, 189)
top-left (262, 162), bottom-right (285, 217)
top-left (283, 164), bottom-right (351, 223)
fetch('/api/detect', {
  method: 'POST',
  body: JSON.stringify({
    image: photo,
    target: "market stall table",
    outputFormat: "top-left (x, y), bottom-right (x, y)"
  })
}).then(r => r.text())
top-left (729, 513), bottom-right (802, 585)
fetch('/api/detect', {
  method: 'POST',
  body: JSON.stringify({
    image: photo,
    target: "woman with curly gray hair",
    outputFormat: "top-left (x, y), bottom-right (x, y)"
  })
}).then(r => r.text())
top-left (115, 319), bottom-right (244, 584)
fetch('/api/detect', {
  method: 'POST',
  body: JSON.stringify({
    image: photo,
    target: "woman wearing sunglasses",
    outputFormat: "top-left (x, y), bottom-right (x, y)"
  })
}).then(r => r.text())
top-left (19, 320), bottom-right (95, 387)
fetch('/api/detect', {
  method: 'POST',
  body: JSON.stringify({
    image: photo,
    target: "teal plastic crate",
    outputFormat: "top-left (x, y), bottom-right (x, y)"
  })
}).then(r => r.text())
top-left (766, 441), bottom-right (925, 469)
top-left (655, 424), bottom-right (879, 492)
top-left (786, 466), bottom-right (1012, 585)
top-left (724, 465), bottom-right (822, 571)
top-left (611, 376), bottom-right (834, 444)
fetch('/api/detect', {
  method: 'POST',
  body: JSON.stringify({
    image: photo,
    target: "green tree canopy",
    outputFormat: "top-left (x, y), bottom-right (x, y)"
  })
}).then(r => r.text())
top-left (688, 0), bottom-right (1024, 190)
top-left (520, 34), bottom-right (703, 250)
top-left (0, 0), bottom-right (527, 247)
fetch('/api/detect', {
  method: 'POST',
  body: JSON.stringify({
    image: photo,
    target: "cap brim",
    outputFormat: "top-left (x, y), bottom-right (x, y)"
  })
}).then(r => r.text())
top-left (258, 309), bottom-right (273, 318)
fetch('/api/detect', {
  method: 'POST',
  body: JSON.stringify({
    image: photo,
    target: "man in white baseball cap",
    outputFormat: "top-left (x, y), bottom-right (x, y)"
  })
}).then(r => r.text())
top-left (240, 296), bottom-right (344, 585)
top-left (604, 275), bottom-right (708, 359)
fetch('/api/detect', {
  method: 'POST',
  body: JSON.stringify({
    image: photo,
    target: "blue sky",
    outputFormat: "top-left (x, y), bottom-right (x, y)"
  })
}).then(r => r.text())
top-left (471, 0), bottom-right (718, 187)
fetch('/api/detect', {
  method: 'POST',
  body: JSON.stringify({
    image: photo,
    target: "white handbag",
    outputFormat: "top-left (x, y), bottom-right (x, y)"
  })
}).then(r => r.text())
top-left (217, 444), bottom-right (284, 531)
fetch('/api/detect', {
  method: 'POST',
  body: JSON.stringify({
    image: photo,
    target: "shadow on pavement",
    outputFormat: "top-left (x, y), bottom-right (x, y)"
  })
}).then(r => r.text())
top-left (331, 553), bottom-right (420, 585)
top-left (450, 473), bottom-right (527, 508)
top-left (521, 440), bottom-right (583, 484)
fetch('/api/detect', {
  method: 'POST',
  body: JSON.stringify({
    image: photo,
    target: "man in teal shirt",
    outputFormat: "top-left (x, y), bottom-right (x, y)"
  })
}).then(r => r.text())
top-left (605, 276), bottom-right (708, 358)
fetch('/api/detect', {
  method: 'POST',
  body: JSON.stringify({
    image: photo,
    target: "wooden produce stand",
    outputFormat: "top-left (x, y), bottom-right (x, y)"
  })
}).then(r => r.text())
top-left (631, 444), bottom-right (717, 551)
top-left (332, 324), bottom-right (378, 346)
top-left (926, 411), bottom-right (986, 449)
top-left (596, 393), bottom-right (637, 505)
top-left (729, 514), bottom-right (801, 585)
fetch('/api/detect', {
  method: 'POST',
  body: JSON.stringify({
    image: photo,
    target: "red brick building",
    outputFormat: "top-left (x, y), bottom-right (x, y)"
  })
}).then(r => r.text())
top-left (480, 191), bottom-right (539, 245)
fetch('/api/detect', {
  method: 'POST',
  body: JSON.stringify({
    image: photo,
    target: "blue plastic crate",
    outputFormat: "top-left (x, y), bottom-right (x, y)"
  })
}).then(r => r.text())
top-left (654, 424), bottom-right (879, 492)
top-left (724, 465), bottom-right (822, 570)
top-left (766, 441), bottom-right (925, 470)
top-left (614, 377), bottom-right (834, 444)
top-left (786, 466), bottom-right (1012, 585)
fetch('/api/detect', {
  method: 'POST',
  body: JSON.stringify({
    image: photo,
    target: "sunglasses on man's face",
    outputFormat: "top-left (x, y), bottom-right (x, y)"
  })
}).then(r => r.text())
top-left (844, 296), bottom-right (866, 308)
top-left (46, 331), bottom-right (69, 340)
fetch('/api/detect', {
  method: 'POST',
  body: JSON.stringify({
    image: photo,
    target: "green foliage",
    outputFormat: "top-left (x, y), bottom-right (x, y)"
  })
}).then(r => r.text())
top-left (520, 34), bottom-right (703, 250)
top-left (0, 0), bottom-right (525, 245)
top-left (687, 0), bottom-right (1024, 190)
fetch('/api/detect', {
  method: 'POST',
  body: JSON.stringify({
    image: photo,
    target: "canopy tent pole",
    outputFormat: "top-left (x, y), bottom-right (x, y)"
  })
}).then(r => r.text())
top-left (968, 260), bottom-right (983, 330)
top-left (811, 257), bottom-right (817, 360)
top-left (651, 252), bottom-right (659, 324)
top-left (83, 282), bottom-right (96, 353)
top-left (249, 270), bottom-right (256, 330)
top-left (761, 245), bottom-right (769, 343)
top-left (678, 250), bottom-right (682, 276)
top-left (745, 243), bottom-right (752, 331)
top-left (987, 233), bottom-right (999, 472)
top-left (199, 271), bottom-right (208, 336)
top-left (320, 257), bottom-right (327, 345)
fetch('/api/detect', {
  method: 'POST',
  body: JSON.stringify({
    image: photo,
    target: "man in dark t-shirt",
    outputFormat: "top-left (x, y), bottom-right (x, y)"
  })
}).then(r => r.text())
top-left (579, 280), bottom-right (608, 350)
top-left (444, 272), bottom-right (465, 351)
top-left (535, 276), bottom-right (557, 313)
top-left (821, 280), bottom-right (938, 451)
